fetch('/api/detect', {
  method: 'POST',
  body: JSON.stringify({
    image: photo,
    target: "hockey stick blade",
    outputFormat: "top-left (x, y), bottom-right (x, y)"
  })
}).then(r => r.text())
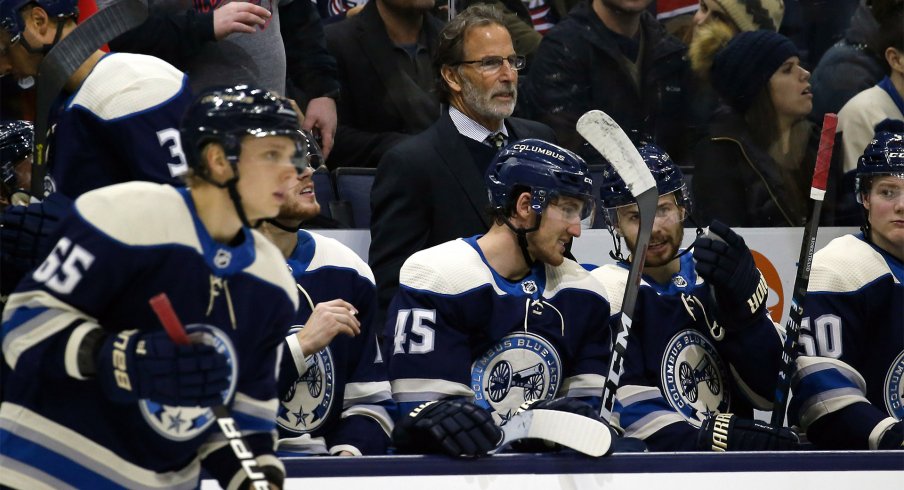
top-left (32, 0), bottom-right (149, 196)
top-left (576, 110), bottom-right (658, 423)
top-left (770, 113), bottom-right (838, 428)
top-left (490, 409), bottom-right (613, 457)
top-left (148, 293), bottom-right (271, 490)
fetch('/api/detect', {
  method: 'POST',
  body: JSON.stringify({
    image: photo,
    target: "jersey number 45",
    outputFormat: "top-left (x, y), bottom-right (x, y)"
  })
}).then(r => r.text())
top-left (392, 308), bottom-right (436, 355)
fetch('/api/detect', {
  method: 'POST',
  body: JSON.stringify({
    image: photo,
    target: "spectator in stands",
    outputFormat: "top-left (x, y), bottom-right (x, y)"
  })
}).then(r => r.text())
top-left (324, 0), bottom-right (444, 169)
top-left (691, 0), bottom-right (784, 34)
top-left (458, 0), bottom-right (579, 61)
top-left (369, 4), bottom-right (554, 320)
top-left (809, 0), bottom-right (892, 120)
top-left (524, 0), bottom-right (698, 167)
top-left (98, 0), bottom-right (341, 159)
top-left (687, 0), bottom-right (785, 125)
top-left (690, 25), bottom-right (841, 227)
top-left (836, 1), bottom-right (904, 174)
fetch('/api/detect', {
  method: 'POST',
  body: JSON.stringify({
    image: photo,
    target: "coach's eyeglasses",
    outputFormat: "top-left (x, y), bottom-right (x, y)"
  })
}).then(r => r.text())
top-left (452, 55), bottom-right (526, 73)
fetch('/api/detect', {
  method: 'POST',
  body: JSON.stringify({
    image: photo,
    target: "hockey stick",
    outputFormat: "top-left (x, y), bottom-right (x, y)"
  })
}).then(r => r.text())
top-left (770, 113), bottom-right (837, 428)
top-left (490, 408), bottom-right (613, 456)
top-left (31, 0), bottom-right (148, 197)
top-left (576, 110), bottom-right (658, 423)
top-left (148, 293), bottom-right (271, 490)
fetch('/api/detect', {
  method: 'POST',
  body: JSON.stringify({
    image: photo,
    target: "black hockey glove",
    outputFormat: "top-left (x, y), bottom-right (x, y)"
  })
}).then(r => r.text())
top-left (392, 400), bottom-right (502, 457)
top-left (697, 413), bottom-right (799, 451)
top-left (97, 326), bottom-right (231, 406)
top-left (879, 421), bottom-right (904, 449)
top-left (0, 192), bottom-right (71, 273)
top-left (692, 220), bottom-right (769, 331)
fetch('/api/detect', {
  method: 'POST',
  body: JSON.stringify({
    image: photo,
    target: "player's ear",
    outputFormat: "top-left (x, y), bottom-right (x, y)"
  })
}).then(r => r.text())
top-left (23, 6), bottom-right (51, 39)
top-left (513, 191), bottom-right (532, 220)
top-left (201, 142), bottom-right (232, 182)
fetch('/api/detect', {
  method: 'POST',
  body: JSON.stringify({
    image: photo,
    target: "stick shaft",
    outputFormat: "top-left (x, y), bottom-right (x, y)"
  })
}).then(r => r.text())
top-left (770, 113), bottom-right (837, 427)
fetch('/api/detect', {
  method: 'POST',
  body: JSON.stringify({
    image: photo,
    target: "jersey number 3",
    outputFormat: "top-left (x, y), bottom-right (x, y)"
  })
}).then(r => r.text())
top-left (32, 237), bottom-right (95, 295)
top-left (392, 308), bottom-right (436, 355)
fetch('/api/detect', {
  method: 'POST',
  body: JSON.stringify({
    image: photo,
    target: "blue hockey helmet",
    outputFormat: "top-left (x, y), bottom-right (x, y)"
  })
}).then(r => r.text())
top-left (0, 0), bottom-right (78, 43)
top-left (180, 84), bottom-right (313, 176)
top-left (855, 119), bottom-right (904, 203)
top-left (486, 138), bottom-right (595, 220)
top-left (598, 143), bottom-right (690, 223)
top-left (0, 119), bottom-right (32, 189)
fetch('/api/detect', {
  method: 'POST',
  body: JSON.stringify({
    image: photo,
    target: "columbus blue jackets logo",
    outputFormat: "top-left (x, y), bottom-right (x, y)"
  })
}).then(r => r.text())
top-left (661, 329), bottom-right (730, 426)
top-left (277, 327), bottom-right (336, 434)
top-left (884, 350), bottom-right (904, 420)
top-left (139, 325), bottom-right (238, 441)
top-left (471, 332), bottom-right (562, 424)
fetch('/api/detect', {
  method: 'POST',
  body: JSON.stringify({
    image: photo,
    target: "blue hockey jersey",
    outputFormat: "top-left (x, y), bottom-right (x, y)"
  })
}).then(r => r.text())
top-left (0, 182), bottom-right (298, 489)
top-left (45, 53), bottom-right (192, 198)
top-left (590, 253), bottom-right (784, 451)
top-left (790, 234), bottom-right (904, 449)
top-left (277, 230), bottom-right (394, 455)
top-left (387, 236), bottom-right (612, 424)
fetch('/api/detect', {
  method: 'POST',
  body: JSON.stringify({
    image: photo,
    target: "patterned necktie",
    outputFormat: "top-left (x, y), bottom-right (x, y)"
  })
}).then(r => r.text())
top-left (486, 132), bottom-right (506, 150)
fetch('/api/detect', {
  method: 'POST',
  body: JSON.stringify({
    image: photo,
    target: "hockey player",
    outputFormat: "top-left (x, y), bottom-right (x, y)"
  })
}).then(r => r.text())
top-left (0, 120), bottom-right (70, 308)
top-left (0, 0), bottom-right (193, 198)
top-left (0, 119), bottom-right (31, 208)
top-left (387, 139), bottom-right (618, 457)
top-left (790, 119), bottom-right (904, 450)
top-left (259, 137), bottom-right (394, 456)
top-left (0, 84), bottom-right (304, 489)
top-left (591, 143), bottom-right (798, 451)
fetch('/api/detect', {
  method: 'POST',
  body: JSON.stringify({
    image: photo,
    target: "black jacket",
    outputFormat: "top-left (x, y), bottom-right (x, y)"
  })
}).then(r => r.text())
top-left (524, 2), bottom-right (700, 166)
top-left (693, 109), bottom-right (845, 227)
top-left (325, 1), bottom-right (444, 169)
top-left (369, 110), bottom-right (555, 316)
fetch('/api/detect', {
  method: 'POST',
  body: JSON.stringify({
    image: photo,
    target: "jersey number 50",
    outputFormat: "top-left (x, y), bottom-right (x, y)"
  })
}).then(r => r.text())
top-left (392, 308), bottom-right (436, 355)
top-left (800, 314), bottom-right (843, 358)
top-left (32, 237), bottom-right (95, 295)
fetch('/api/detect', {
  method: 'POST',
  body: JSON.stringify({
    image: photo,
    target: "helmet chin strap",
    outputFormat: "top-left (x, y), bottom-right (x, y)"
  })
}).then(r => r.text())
top-left (501, 212), bottom-right (542, 271)
top-left (201, 165), bottom-right (255, 230)
top-left (19, 21), bottom-right (67, 55)
top-left (265, 217), bottom-right (302, 233)
top-left (606, 214), bottom-right (705, 265)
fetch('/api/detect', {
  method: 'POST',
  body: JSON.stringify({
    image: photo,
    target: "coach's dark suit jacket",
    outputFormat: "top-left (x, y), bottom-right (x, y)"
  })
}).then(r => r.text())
top-left (369, 109), bottom-right (556, 315)
top-left (325, 2), bottom-right (444, 169)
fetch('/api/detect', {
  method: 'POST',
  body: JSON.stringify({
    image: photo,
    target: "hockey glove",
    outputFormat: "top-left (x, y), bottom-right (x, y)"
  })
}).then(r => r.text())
top-left (692, 220), bottom-right (769, 331)
top-left (878, 421), bottom-right (904, 449)
top-left (97, 327), bottom-right (230, 407)
top-left (697, 413), bottom-right (799, 451)
top-left (392, 400), bottom-right (502, 457)
top-left (0, 192), bottom-right (71, 273)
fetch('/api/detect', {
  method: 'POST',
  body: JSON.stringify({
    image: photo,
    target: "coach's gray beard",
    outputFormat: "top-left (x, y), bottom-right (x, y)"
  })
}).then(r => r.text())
top-left (461, 81), bottom-right (517, 124)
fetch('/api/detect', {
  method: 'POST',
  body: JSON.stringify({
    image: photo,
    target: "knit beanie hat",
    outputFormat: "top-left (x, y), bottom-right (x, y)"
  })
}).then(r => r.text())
top-left (709, 29), bottom-right (798, 113)
top-left (708, 0), bottom-right (784, 32)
